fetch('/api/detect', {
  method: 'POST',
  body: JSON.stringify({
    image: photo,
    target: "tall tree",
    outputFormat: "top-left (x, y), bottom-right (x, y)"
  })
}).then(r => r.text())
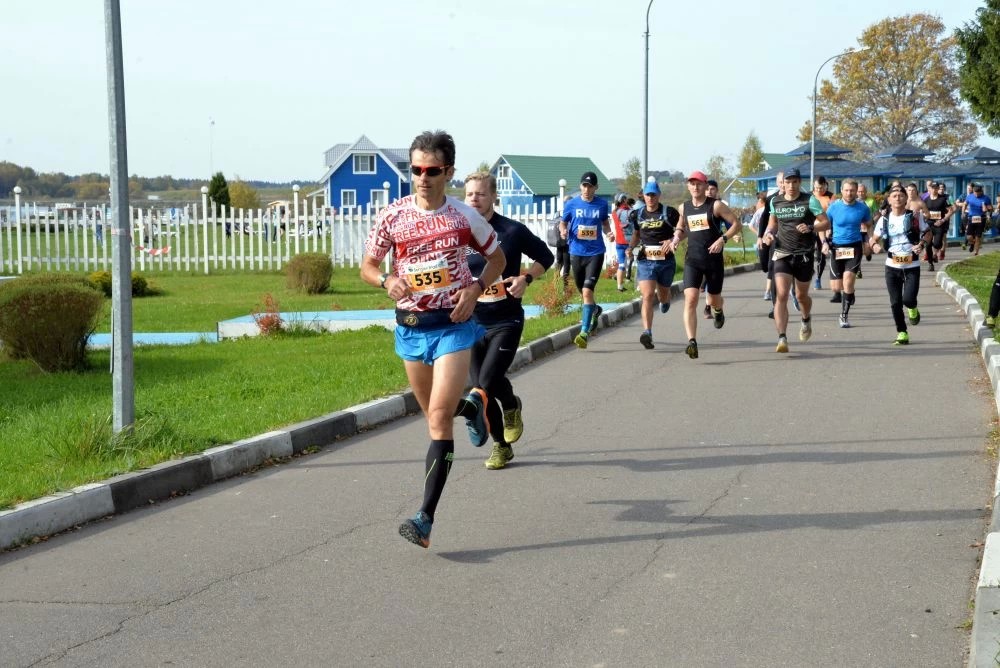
top-left (797, 120), bottom-right (813, 143)
top-left (621, 156), bottom-right (642, 198)
top-left (703, 154), bottom-right (732, 183)
top-left (229, 180), bottom-right (261, 211)
top-left (810, 13), bottom-right (978, 161)
top-left (207, 172), bottom-right (231, 209)
top-left (956, 0), bottom-right (1000, 136)
top-left (736, 132), bottom-right (765, 196)
top-left (737, 132), bottom-right (765, 176)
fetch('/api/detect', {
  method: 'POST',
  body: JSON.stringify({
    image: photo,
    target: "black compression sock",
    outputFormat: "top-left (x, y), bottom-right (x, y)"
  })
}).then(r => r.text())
top-left (420, 439), bottom-right (454, 521)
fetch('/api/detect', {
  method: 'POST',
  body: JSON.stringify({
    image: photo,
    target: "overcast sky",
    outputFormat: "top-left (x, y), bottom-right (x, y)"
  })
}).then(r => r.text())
top-left (2, 1), bottom-right (989, 184)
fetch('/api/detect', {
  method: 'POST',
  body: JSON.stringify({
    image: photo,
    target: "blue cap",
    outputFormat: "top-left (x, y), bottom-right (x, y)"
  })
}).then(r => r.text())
top-left (643, 181), bottom-right (661, 195)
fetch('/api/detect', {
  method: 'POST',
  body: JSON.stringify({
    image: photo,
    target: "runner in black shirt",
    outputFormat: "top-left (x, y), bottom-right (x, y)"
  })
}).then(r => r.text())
top-left (760, 168), bottom-right (830, 353)
top-left (464, 173), bottom-right (554, 470)
top-left (626, 180), bottom-right (680, 349)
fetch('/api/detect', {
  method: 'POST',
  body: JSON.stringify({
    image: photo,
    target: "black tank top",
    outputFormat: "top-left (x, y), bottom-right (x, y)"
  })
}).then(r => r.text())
top-left (683, 197), bottom-right (721, 264)
top-left (630, 205), bottom-right (680, 245)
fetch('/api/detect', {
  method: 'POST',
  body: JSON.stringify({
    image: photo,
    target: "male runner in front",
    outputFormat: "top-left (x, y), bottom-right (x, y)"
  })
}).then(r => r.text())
top-left (361, 130), bottom-right (506, 548)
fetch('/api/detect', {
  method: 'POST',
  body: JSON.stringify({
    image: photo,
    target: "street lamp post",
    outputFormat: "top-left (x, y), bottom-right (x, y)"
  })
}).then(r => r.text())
top-left (811, 46), bottom-right (870, 185)
top-left (642, 0), bottom-right (655, 181)
top-left (558, 178), bottom-right (567, 214)
top-left (209, 117), bottom-right (215, 176)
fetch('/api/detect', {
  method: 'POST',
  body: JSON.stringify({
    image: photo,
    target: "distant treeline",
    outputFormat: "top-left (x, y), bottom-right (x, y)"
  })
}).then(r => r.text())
top-left (0, 161), bottom-right (312, 200)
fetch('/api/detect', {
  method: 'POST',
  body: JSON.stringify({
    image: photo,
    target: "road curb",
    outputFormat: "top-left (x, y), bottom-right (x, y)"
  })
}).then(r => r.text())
top-left (1, 266), bottom-right (728, 552)
top-left (937, 270), bottom-right (1000, 667)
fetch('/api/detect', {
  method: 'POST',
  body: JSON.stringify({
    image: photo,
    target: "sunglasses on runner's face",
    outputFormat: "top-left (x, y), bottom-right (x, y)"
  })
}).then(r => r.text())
top-left (411, 165), bottom-right (449, 177)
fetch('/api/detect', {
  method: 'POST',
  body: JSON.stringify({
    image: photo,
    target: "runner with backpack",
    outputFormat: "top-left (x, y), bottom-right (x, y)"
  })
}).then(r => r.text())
top-left (870, 184), bottom-right (933, 346)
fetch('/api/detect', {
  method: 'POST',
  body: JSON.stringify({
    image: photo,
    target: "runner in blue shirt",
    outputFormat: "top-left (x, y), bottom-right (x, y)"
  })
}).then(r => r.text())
top-left (964, 184), bottom-right (993, 256)
top-left (559, 171), bottom-right (612, 349)
top-left (823, 179), bottom-right (871, 328)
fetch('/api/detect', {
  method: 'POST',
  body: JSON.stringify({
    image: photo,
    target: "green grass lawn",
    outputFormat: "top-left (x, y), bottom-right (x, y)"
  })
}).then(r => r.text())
top-left (0, 248), bottom-right (759, 509)
top-left (944, 253), bottom-right (998, 305)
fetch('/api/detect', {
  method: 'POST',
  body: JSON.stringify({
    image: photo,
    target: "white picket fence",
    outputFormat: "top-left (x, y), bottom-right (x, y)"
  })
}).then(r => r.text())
top-left (0, 198), bottom-right (561, 275)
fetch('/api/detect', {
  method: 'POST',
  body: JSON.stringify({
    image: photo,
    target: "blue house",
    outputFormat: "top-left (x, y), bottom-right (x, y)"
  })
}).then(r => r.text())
top-left (488, 155), bottom-right (614, 213)
top-left (318, 135), bottom-right (411, 213)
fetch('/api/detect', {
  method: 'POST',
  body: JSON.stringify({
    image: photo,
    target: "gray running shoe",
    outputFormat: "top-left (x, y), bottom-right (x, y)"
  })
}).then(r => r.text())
top-left (799, 319), bottom-right (812, 342)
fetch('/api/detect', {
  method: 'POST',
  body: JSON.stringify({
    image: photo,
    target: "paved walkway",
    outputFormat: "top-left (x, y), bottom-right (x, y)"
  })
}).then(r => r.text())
top-left (1, 258), bottom-right (994, 667)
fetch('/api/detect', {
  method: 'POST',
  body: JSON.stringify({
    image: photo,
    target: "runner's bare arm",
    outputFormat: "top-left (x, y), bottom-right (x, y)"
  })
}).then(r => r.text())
top-left (715, 201), bottom-right (742, 238)
top-left (671, 211), bottom-right (687, 253)
top-left (813, 212), bottom-right (830, 234)
top-left (762, 214), bottom-right (778, 245)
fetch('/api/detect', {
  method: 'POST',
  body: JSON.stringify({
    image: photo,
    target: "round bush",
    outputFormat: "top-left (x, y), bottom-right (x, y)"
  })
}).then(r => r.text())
top-left (131, 273), bottom-right (149, 297)
top-left (88, 270), bottom-right (113, 297)
top-left (285, 252), bottom-right (333, 294)
top-left (87, 270), bottom-right (151, 297)
top-left (0, 281), bottom-right (105, 371)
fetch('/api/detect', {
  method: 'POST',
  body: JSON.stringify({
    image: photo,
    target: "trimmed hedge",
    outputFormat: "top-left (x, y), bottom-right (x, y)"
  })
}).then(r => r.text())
top-left (285, 252), bottom-right (333, 294)
top-left (0, 279), bottom-right (105, 372)
top-left (88, 270), bottom-right (151, 297)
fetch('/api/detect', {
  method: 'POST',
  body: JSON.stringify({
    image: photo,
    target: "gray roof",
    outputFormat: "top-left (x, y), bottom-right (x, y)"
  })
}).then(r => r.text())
top-left (873, 142), bottom-right (934, 159)
top-left (323, 135), bottom-right (408, 168)
top-left (319, 135), bottom-right (410, 183)
top-left (785, 139), bottom-right (852, 157)
top-left (954, 146), bottom-right (1000, 163)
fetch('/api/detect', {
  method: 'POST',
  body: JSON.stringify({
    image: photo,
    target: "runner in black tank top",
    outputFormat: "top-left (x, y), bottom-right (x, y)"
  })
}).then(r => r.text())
top-left (675, 171), bottom-right (742, 359)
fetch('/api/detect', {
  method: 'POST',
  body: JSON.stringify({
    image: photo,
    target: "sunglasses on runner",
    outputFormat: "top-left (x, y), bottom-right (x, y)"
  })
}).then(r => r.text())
top-left (411, 165), bottom-right (449, 177)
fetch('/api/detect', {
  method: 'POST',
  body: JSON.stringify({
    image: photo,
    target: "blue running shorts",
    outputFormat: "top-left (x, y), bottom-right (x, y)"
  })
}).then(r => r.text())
top-left (395, 320), bottom-right (486, 365)
top-left (615, 244), bottom-right (629, 267)
top-left (636, 257), bottom-right (677, 287)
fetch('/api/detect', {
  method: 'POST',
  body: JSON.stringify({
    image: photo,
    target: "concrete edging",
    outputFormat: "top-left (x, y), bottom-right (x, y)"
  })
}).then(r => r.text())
top-left (936, 269), bottom-right (1000, 667)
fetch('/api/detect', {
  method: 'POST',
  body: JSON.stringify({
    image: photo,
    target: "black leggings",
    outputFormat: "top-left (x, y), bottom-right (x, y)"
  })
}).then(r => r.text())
top-left (469, 320), bottom-right (523, 444)
top-left (570, 254), bottom-right (604, 292)
top-left (555, 243), bottom-right (571, 277)
top-left (884, 266), bottom-right (920, 332)
top-left (930, 224), bottom-right (947, 251)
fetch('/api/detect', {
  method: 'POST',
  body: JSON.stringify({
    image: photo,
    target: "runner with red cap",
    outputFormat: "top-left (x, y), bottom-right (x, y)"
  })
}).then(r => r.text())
top-left (674, 170), bottom-right (742, 359)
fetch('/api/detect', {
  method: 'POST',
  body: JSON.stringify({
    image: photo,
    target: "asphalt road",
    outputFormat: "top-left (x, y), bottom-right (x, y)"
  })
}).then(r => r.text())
top-left (1, 259), bottom-right (994, 667)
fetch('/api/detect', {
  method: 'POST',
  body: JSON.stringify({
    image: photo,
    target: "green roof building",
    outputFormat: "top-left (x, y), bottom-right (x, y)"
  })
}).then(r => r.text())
top-left (489, 155), bottom-right (613, 215)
